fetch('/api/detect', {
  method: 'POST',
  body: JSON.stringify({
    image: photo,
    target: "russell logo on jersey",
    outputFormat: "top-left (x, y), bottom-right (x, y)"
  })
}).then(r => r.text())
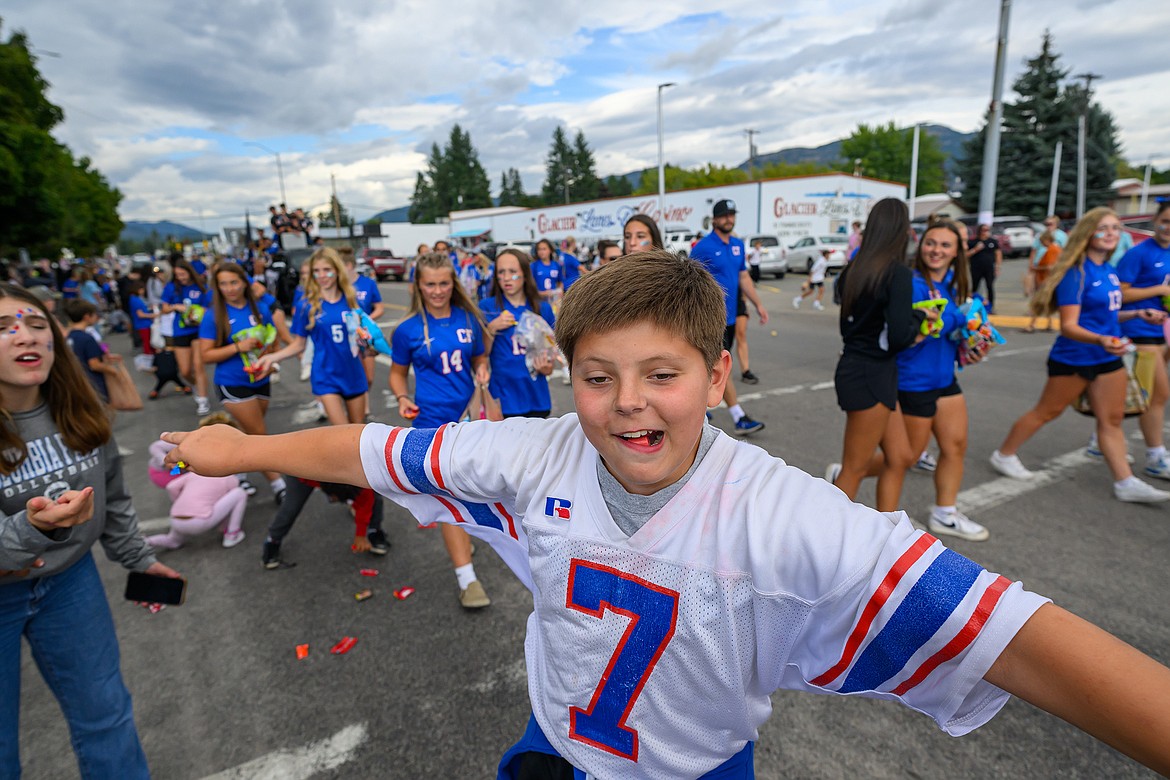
top-left (545, 497), bottom-right (572, 520)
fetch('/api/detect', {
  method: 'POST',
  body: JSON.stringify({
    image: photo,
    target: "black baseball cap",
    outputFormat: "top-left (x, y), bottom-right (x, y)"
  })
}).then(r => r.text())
top-left (713, 199), bottom-right (737, 218)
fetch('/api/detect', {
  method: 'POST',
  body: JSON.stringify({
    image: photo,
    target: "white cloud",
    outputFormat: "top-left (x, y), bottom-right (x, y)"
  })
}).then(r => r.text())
top-left (4, 0), bottom-right (1169, 232)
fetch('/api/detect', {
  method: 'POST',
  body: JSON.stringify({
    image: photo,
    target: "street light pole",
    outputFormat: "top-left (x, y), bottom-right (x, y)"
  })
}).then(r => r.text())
top-left (246, 141), bottom-right (286, 205)
top-left (744, 129), bottom-right (760, 176)
top-left (656, 82), bottom-right (676, 224)
top-left (1073, 71), bottom-right (1101, 220)
top-left (977, 0), bottom-right (1012, 227)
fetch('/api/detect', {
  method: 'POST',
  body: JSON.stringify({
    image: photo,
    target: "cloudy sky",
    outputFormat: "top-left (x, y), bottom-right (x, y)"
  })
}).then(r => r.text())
top-left (7, 0), bottom-right (1168, 231)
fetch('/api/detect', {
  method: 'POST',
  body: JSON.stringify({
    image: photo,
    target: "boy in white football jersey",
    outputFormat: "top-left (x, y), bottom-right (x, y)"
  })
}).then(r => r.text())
top-left (163, 251), bottom-right (1170, 778)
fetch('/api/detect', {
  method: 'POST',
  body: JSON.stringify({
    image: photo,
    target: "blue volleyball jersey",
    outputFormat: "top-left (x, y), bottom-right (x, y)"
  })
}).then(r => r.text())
top-left (532, 260), bottom-right (564, 293)
top-left (391, 308), bottom-right (485, 427)
top-left (480, 297), bottom-right (555, 416)
top-left (1117, 238), bottom-right (1170, 340)
top-left (129, 296), bottom-right (153, 331)
top-left (292, 297), bottom-right (369, 397)
top-left (561, 253), bottom-right (582, 289)
top-left (1049, 260), bottom-right (1122, 366)
top-left (162, 282), bottom-right (208, 336)
top-left (199, 302), bottom-right (273, 386)
top-left (352, 275), bottom-right (382, 315)
top-left (691, 232), bottom-right (746, 326)
top-left (897, 271), bottom-right (964, 392)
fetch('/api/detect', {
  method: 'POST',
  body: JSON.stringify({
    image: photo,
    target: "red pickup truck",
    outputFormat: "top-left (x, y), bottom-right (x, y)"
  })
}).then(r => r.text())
top-left (360, 248), bottom-right (406, 281)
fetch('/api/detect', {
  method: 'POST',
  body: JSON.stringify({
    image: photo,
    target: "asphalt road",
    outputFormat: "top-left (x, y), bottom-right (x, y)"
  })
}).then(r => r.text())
top-left (16, 275), bottom-right (1168, 779)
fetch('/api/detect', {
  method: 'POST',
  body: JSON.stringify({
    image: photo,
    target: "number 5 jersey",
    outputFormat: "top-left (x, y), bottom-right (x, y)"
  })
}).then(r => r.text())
top-left (359, 415), bottom-right (1047, 780)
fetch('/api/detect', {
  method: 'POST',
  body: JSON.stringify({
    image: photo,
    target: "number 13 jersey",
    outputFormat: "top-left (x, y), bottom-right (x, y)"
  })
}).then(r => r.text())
top-left (359, 415), bottom-right (1048, 780)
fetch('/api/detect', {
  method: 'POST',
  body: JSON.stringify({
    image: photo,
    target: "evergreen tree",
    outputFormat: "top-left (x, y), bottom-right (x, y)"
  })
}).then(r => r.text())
top-left (408, 126), bottom-right (492, 221)
top-left (316, 195), bottom-right (354, 228)
top-left (839, 122), bottom-right (946, 192)
top-left (602, 174), bottom-right (633, 198)
top-left (498, 168), bottom-right (527, 207)
top-left (955, 33), bottom-right (1118, 218)
top-left (572, 131), bottom-right (602, 201)
top-left (541, 126), bottom-right (575, 205)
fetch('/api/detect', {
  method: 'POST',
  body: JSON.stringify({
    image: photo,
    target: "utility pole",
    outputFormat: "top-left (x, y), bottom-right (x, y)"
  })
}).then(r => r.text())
top-left (908, 124), bottom-right (921, 215)
top-left (331, 173), bottom-right (343, 235)
top-left (656, 82), bottom-right (677, 224)
top-left (1074, 71), bottom-right (1101, 219)
top-left (977, 0), bottom-right (1012, 226)
top-left (744, 129), bottom-right (760, 176)
top-left (1047, 141), bottom-right (1063, 217)
top-left (1140, 155), bottom-right (1153, 214)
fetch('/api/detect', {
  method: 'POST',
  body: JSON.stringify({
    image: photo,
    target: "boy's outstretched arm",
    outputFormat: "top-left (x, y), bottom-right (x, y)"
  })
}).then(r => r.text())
top-left (984, 603), bottom-right (1170, 774)
top-left (160, 424), bottom-right (370, 489)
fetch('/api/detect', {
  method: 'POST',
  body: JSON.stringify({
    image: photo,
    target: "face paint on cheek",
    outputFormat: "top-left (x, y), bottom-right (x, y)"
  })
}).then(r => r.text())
top-left (1095, 232), bottom-right (1106, 239)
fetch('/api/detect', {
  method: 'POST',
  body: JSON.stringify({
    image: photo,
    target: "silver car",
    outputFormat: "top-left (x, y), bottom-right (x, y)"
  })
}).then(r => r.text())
top-left (745, 235), bottom-right (788, 279)
top-left (787, 235), bottom-right (848, 273)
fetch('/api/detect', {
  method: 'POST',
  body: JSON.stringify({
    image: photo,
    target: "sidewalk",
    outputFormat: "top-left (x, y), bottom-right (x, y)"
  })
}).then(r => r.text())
top-left (982, 262), bottom-right (1039, 331)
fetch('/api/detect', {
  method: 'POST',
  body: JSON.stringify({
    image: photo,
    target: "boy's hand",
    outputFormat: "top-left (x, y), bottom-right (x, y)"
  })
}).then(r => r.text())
top-left (351, 535), bottom-right (372, 553)
top-left (0, 558), bottom-right (45, 578)
top-left (144, 561), bottom-right (182, 580)
top-left (27, 488), bottom-right (94, 532)
top-left (160, 426), bottom-right (246, 476)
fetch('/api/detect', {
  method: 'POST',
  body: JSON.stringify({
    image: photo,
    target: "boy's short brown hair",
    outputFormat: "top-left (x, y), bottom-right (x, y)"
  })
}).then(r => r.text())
top-left (62, 299), bottom-right (98, 323)
top-left (556, 250), bottom-right (725, 371)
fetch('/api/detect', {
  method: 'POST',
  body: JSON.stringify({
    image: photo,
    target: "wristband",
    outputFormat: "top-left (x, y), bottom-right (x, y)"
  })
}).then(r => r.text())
top-left (235, 343), bottom-right (241, 354)
top-left (396, 394), bottom-right (410, 402)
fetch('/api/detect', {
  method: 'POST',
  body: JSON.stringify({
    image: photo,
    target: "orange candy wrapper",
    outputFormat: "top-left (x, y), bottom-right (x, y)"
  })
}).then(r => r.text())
top-left (295, 644), bottom-right (309, 660)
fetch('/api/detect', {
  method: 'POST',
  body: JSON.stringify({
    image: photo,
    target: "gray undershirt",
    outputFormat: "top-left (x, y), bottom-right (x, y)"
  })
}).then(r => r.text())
top-left (597, 424), bottom-right (720, 537)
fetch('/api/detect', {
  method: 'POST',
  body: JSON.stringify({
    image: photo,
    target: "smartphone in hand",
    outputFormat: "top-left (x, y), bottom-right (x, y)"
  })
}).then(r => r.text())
top-left (124, 571), bottom-right (187, 605)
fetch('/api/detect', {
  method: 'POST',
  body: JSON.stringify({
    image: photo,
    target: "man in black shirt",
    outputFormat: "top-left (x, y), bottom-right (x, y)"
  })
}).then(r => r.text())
top-left (967, 223), bottom-right (1002, 313)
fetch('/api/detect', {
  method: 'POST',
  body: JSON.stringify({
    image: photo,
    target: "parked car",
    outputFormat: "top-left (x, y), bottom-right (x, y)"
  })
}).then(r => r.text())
top-left (957, 215), bottom-right (1034, 258)
top-left (786, 235), bottom-right (848, 273)
top-left (664, 228), bottom-right (699, 257)
top-left (360, 247), bottom-right (405, 281)
top-left (745, 234), bottom-right (787, 278)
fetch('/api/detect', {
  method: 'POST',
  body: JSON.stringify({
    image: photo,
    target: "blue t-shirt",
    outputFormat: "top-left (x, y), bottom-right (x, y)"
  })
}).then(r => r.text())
top-left (199, 301), bottom-right (274, 386)
top-left (531, 259), bottom-right (564, 294)
top-left (162, 282), bottom-right (208, 336)
top-left (191, 258), bottom-right (208, 277)
top-left (390, 308), bottom-right (485, 428)
top-left (479, 297), bottom-right (555, 416)
top-left (129, 296), bottom-right (153, 331)
top-left (1117, 238), bottom-right (1170, 340)
top-left (1049, 260), bottom-right (1122, 366)
top-left (561, 253), bottom-right (582, 290)
top-left (352, 275), bottom-right (382, 315)
top-left (691, 232), bottom-right (746, 326)
top-left (291, 297), bottom-right (369, 397)
top-left (67, 330), bottom-right (107, 401)
top-left (896, 271), bottom-right (964, 392)
top-left (61, 279), bottom-right (79, 300)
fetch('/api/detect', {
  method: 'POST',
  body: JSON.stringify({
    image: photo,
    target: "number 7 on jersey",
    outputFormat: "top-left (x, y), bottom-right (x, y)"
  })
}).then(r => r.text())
top-left (565, 560), bottom-right (680, 761)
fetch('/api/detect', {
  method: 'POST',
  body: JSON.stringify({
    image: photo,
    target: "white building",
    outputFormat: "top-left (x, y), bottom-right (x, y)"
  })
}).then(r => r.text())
top-left (449, 174), bottom-right (906, 246)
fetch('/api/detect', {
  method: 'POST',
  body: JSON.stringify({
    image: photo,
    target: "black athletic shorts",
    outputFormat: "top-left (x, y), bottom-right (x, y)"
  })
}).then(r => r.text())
top-left (1046, 358), bottom-right (1124, 380)
top-left (723, 324), bottom-right (737, 352)
top-left (898, 381), bottom-right (962, 418)
top-left (1131, 336), bottom-right (1165, 346)
top-left (504, 410), bottom-right (550, 419)
top-left (736, 293), bottom-right (747, 318)
top-left (835, 353), bottom-right (898, 412)
top-left (217, 383), bottom-right (272, 403)
top-left (166, 334), bottom-right (195, 348)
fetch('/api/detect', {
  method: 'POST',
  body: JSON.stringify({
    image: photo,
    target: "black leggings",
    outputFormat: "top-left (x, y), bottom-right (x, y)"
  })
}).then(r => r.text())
top-left (970, 261), bottom-right (996, 312)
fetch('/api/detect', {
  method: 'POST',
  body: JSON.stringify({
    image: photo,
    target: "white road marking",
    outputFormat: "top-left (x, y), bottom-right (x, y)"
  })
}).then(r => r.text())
top-left (118, 445), bottom-right (135, 457)
top-left (737, 379), bottom-right (834, 403)
top-left (958, 449), bottom-right (1095, 514)
top-left (200, 723), bottom-right (368, 780)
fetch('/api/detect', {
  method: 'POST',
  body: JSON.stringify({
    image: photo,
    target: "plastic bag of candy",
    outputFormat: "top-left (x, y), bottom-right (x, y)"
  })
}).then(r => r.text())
top-left (234, 323), bottom-right (278, 382)
top-left (458, 265), bottom-right (480, 298)
top-left (352, 309), bottom-right (391, 356)
top-left (912, 298), bottom-right (947, 338)
top-left (515, 310), bottom-right (561, 379)
top-left (954, 297), bottom-right (1006, 368)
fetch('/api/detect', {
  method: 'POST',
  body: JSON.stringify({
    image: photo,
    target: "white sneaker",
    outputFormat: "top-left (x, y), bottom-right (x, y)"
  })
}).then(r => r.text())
top-left (1114, 479), bottom-right (1170, 503)
top-left (812, 300), bottom-right (824, 311)
top-left (928, 508), bottom-right (989, 542)
top-left (824, 462), bottom-right (841, 486)
top-left (222, 530), bottom-right (246, 548)
top-left (299, 365), bottom-right (311, 382)
top-left (792, 296), bottom-right (802, 309)
top-left (561, 368), bottom-right (571, 385)
top-left (1143, 456), bottom-right (1170, 481)
top-left (913, 450), bottom-right (937, 473)
top-left (989, 450), bottom-right (1034, 480)
top-left (194, 396), bottom-right (211, 415)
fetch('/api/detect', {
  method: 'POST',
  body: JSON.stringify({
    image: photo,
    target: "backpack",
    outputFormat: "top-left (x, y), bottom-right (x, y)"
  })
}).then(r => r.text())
top-left (268, 254), bottom-right (300, 314)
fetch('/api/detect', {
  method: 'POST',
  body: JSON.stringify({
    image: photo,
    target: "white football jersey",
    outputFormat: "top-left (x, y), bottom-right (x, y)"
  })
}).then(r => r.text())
top-left (360, 415), bottom-right (1048, 780)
